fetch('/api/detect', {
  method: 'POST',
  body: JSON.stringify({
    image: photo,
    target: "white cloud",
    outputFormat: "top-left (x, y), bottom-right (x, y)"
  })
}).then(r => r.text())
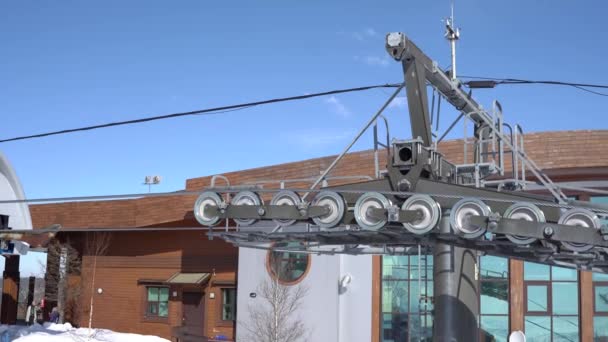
top-left (282, 129), bottom-right (355, 149)
top-left (365, 56), bottom-right (390, 67)
top-left (365, 28), bottom-right (377, 37)
top-left (353, 32), bottom-right (365, 41)
top-left (325, 96), bottom-right (351, 117)
top-left (354, 55), bottom-right (391, 67)
top-left (342, 27), bottom-right (378, 41)
top-left (388, 96), bottom-right (407, 109)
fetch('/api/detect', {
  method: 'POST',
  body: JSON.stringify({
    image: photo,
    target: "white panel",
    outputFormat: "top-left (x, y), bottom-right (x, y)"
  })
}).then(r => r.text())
top-left (236, 248), bottom-right (340, 342)
top-left (0, 152), bottom-right (32, 230)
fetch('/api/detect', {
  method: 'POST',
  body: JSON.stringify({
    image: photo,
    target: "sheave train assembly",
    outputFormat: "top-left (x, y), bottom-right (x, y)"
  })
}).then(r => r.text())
top-left (193, 32), bottom-right (608, 274)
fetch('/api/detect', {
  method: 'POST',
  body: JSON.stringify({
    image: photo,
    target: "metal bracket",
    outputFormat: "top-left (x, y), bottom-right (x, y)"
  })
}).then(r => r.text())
top-left (468, 215), bottom-right (608, 248)
top-left (601, 224), bottom-right (608, 241)
top-left (367, 207), bottom-right (422, 223)
top-left (206, 205), bottom-right (330, 221)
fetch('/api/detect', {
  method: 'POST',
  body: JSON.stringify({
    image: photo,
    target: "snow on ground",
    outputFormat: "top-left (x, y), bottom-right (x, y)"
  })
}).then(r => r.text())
top-left (0, 323), bottom-right (170, 342)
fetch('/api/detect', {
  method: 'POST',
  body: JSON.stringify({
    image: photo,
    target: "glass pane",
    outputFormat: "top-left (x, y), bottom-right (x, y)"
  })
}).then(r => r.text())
top-left (268, 246), bottom-right (309, 283)
top-left (222, 300), bottom-right (234, 321)
top-left (409, 314), bottom-right (433, 341)
top-left (595, 286), bottom-right (608, 312)
top-left (410, 255), bottom-right (433, 281)
top-left (425, 256), bottom-right (434, 280)
top-left (527, 285), bottom-right (548, 312)
top-left (159, 287), bottom-right (169, 302)
top-left (147, 303), bottom-right (158, 315)
top-left (553, 316), bottom-right (579, 342)
top-left (595, 316), bottom-right (608, 340)
top-left (222, 289), bottom-right (230, 304)
top-left (410, 281), bottom-right (432, 314)
top-left (147, 287), bottom-right (159, 301)
top-left (593, 272), bottom-right (608, 281)
top-left (553, 282), bottom-right (579, 315)
top-left (481, 281), bottom-right (508, 314)
top-left (158, 302), bottom-right (168, 317)
top-left (381, 313), bottom-right (408, 342)
top-left (591, 196), bottom-right (608, 204)
top-left (525, 262), bottom-right (550, 281)
top-left (383, 256), bottom-right (408, 280)
top-left (552, 266), bottom-right (578, 281)
top-left (481, 256), bottom-right (508, 280)
top-left (480, 315), bottom-right (508, 342)
top-left (382, 281), bottom-right (408, 313)
top-left (525, 316), bottom-right (551, 342)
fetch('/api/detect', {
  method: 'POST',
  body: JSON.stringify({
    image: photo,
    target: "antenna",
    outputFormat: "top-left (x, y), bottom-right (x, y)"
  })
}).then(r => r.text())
top-left (444, 0), bottom-right (460, 80)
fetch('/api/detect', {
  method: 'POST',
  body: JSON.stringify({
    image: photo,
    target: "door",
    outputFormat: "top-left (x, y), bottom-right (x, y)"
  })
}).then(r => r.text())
top-left (182, 292), bottom-right (205, 339)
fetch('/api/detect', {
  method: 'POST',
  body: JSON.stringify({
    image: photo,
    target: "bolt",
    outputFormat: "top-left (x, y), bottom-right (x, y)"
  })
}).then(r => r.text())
top-left (257, 208), bottom-right (265, 216)
top-left (398, 179), bottom-right (411, 192)
top-left (299, 209), bottom-right (307, 217)
top-left (543, 226), bottom-right (554, 237)
top-left (488, 221), bottom-right (498, 231)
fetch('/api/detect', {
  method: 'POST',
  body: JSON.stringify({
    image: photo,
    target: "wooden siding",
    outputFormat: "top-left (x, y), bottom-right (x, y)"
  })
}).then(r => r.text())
top-left (75, 231), bottom-right (237, 340)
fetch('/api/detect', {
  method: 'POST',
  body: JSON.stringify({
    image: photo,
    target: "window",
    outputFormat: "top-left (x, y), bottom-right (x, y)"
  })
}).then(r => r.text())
top-left (221, 288), bottom-right (236, 321)
top-left (584, 197), bottom-right (608, 341)
top-left (381, 255), bottom-right (433, 342)
top-left (523, 262), bottom-right (579, 341)
top-left (267, 242), bottom-right (310, 285)
top-left (145, 286), bottom-right (169, 318)
top-left (479, 256), bottom-right (509, 341)
top-left (592, 268), bottom-right (608, 340)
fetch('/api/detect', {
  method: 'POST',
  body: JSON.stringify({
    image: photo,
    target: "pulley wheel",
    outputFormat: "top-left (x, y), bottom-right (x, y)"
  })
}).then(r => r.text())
top-left (558, 208), bottom-right (601, 252)
top-left (354, 192), bottom-right (392, 231)
top-left (450, 198), bottom-right (491, 239)
top-left (504, 202), bottom-right (545, 245)
top-left (194, 191), bottom-right (223, 227)
top-left (401, 194), bottom-right (441, 235)
top-left (270, 190), bottom-right (302, 227)
top-left (311, 191), bottom-right (346, 229)
top-left (232, 191), bottom-right (263, 226)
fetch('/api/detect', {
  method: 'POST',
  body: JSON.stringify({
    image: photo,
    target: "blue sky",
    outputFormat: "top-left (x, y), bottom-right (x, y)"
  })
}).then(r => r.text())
top-left (1, 0), bottom-right (607, 201)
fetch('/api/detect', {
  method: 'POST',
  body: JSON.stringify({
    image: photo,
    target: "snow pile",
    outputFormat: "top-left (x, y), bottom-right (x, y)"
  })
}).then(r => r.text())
top-left (0, 323), bottom-right (170, 342)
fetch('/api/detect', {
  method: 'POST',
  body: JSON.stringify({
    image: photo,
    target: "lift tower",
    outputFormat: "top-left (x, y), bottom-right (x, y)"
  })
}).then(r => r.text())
top-left (193, 33), bottom-right (608, 341)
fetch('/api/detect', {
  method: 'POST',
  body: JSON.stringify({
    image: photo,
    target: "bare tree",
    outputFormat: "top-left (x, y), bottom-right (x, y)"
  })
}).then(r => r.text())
top-left (239, 273), bottom-right (309, 342)
top-left (84, 232), bottom-right (111, 330)
top-left (43, 238), bottom-right (82, 324)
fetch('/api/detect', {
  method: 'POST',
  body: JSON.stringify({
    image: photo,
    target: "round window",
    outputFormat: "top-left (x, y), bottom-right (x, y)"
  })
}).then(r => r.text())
top-left (266, 242), bottom-right (310, 285)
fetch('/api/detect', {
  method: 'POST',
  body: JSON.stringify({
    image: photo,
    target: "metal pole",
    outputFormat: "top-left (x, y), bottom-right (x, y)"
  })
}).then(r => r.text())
top-left (450, 38), bottom-right (457, 80)
top-left (433, 211), bottom-right (479, 342)
top-left (302, 84), bottom-right (404, 200)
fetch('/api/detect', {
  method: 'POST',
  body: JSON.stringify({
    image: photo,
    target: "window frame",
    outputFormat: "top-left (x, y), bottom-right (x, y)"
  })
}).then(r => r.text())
top-left (524, 281), bottom-right (552, 315)
top-left (142, 285), bottom-right (170, 322)
top-left (478, 256), bottom-right (510, 341)
top-left (523, 263), bottom-right (580, 341)
top-left (219, 287), bottom-right (237, 324)
top-left (594, 281), bottom-right (608, 315)
top-left (380, 255), bottom-right (433, 342)
top-left (266, 244), bottom-right (311, 286)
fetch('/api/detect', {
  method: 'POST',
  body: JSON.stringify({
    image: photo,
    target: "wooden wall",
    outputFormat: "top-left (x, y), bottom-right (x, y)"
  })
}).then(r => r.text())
top-left (75, 230), bottom-right (237, 340)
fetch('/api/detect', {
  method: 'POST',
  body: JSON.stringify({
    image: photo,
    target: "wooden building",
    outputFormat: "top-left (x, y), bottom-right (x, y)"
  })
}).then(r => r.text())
top-left (28, 129), bottom-right (608, 341)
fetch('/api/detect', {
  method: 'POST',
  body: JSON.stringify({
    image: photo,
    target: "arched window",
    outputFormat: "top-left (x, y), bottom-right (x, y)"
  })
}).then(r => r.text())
top-left (266, 242), bottom-right (310, 285)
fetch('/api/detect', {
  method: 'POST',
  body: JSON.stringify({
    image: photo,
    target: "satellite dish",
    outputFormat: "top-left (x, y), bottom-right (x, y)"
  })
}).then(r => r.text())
top-left (0, 152), bottom-right (32, 231)
top-left (509, 331), bottom-right (526, 342)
